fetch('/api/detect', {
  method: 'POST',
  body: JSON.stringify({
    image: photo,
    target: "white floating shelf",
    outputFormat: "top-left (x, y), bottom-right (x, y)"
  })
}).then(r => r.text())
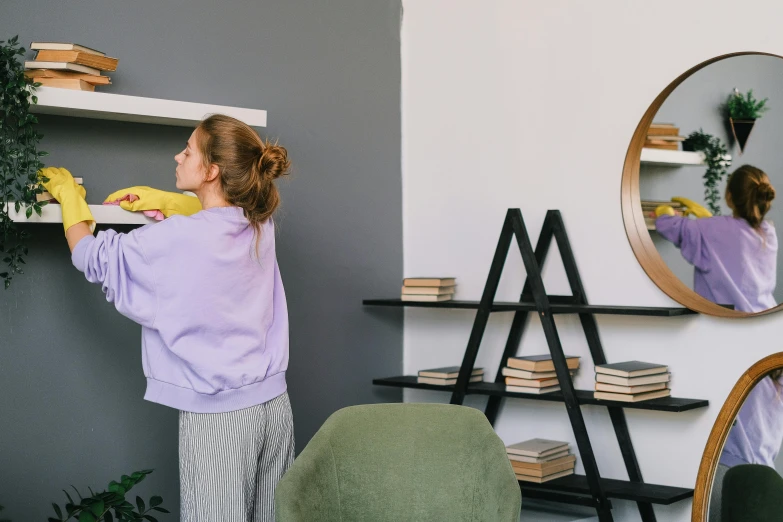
top-left (29, 87), bottom-right (267, 127)
top-left (640, 148), bottom-right (705, 167)
top-left (7, 203), bottom-right (156, 225)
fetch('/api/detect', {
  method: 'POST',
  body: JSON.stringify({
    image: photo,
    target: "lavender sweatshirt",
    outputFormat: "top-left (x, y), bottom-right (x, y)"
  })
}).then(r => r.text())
top-left (720, 375), bottom-right (783, 467)
top-left (655, 215), bottom-right (778, 313)
top-left (71, 207), bottom-right (289, 413)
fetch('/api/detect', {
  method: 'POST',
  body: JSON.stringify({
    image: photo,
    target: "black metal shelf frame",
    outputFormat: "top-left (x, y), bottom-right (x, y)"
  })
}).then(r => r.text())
top-left (364, 209), bottom-right (708, 522)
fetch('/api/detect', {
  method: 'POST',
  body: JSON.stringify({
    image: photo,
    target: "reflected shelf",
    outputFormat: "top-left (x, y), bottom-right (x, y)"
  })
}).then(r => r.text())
top-left (640, 148), bottom-right (705, 167)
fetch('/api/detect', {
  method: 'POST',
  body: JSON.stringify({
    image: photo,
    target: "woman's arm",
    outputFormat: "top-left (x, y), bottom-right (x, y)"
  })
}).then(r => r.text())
top-left (66, 222), bottom-right (93, 252)
top-left (655, 215), bottom-right (710, 271)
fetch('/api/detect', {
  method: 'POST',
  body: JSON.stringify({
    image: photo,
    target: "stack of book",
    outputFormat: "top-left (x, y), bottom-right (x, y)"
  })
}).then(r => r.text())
top-left (416, 366), bottom-right (483, 386)
top-left (502, 354), bottom-right (580, 394)
top-left (646, 123), bottom-right (685, 151)
top-left (36, 177), bottom-right (84, 203)
top-left (506, 438), bottom-right (576, 483)
top-left (24, 42), bottom-right (117, 92)
top-left (401, 277), bottom-right (456, 302)
top-left (594, 361), bottom-right (671, 402)
top-left (641, 200), bottom-right (687, 230)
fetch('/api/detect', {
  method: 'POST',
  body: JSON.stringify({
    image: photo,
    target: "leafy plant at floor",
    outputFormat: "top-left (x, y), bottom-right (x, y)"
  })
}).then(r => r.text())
top-left (726, 88), bottom-right (769, 119)
top-left (0, 35), bottom-right (49, 289)
top-left (48, 469), bottom-right (170, 522)
top-left (682, 130), bottom-right (732, 216)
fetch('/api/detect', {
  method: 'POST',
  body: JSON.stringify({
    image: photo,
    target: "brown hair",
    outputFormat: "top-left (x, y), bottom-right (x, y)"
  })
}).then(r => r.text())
top-left (726, 165), bottom-right (775, 229)
top-left (195, 114), bottom-right (291, 241)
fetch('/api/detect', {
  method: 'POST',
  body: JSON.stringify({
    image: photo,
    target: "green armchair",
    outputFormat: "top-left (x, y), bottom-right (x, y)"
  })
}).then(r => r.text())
top-left (275, 403), bottom-right (521, 521)
top-left (721, 464), bottom-right (783, 522)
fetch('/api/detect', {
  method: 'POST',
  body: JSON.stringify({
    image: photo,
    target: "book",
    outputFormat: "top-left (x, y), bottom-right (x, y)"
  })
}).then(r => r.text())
top-left (25, 69), bottom-right (111, 85)
top-left (594, 382), bottom-right (668, 395)
top-left (516, 468), bottom-right (574, 483)
top-left (25, 61), bottom-right (101, 76)
top-left (596, 361), bottom-right (668, 378)
top-left (34, 78), bottom-right (94, 91)
top-left (507, 449), bottom-right (570, 463)
top-left (510, 454), bottom-right (576, 470)
top-left (512, 459), bottom-right (575, 478)
top-left (506, 438), bottom-right (569, 457)
top-left (34, 50), bottom-right (118, 72)
top-left (595, 372), bottom-right (671, 386)
top-left (645, 135), bottom-right (684, 141)
top-left (30, 42), bottom-right (105, 56)
top-left (400, 294), bottom-right (453, 302)
top-left (401, 285), bottom-right (456, 296)
top-left (644, 141), bottom-right (679, 150)
top-left (403, 277), bottom-right (456, 287)
top-left (507, 355), bottom-right (580, 372)
top-left (418, 366), bottom-right (484, 379)
top-left (506, 384), bottom-right (560, 394)
top-left (417, 375), bottom-right (483, 386)
top-left (593, 389), bottom-right (672, 402)
top-left (505, 376), bottom-right (560, 388)
top-left (501, 367), bottom-right (570, 380)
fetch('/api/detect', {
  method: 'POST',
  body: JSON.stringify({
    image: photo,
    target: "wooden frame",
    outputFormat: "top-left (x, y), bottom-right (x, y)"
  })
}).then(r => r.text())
top-left (691, 351), bottom-right (783, 521)
top-left (620, 51), bottom-right (783, 317)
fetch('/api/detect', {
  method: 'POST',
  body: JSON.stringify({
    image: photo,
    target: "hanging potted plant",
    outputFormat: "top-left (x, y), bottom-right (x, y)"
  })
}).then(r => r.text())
top-left (726, 88), bottom-right (769, 154)
top-left (0, 35), bottom-right (49, 288)
top-left (682, 129), bottom-right (732, 216)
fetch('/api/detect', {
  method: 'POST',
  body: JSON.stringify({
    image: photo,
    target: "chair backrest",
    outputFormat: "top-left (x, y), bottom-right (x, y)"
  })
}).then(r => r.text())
top-left (275, 403), bottom-right (521, 521)
top-left (722, 464), bottom-right (783, 522)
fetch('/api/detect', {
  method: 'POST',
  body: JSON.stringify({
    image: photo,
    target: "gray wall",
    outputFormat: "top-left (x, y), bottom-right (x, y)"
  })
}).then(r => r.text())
top-left (0, 1), bottom-right (402, 519)
top-left (641, 55), bottom-right (783, 303)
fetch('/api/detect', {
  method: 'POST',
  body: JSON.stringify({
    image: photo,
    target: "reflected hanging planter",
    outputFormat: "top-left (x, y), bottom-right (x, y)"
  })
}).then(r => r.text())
top-left (729, 117), bottom-right (756, 154)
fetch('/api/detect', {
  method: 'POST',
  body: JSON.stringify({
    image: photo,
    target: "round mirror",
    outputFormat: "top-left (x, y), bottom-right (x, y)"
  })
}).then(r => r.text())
top-left (622, 53), bottom-right (783, 317)
top-left (692, 352), bottom-right (783, 521)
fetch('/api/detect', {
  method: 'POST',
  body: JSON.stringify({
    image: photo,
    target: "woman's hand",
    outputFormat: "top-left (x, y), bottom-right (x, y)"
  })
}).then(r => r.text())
top-left (105, 186), bottom-right (202, 217)
top-left (38, 167), bottom-right (95, 234)
top-left (671, 197), bottom-right (713, 219)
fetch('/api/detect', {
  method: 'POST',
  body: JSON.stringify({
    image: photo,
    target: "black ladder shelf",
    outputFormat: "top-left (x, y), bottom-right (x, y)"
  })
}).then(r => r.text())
top-left (364, 209), bottom-right (708, 522)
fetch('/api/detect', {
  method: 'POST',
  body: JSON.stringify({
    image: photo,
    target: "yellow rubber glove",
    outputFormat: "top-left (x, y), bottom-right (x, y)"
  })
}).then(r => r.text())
top-left (671, 197), bottom-right (713, 218)
top-left (104, 186), bottom-right (202, 218)
top-left (39, 167), bottom-right (95, 233)
top-left (655, 205), bottom-right (676, 217)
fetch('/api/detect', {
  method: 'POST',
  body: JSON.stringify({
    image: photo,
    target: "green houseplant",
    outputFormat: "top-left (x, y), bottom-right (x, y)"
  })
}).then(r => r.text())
top-left (682, 129), bottom-right (732, 216)
top-left (726, 88), bottom-right (769, 154)
top-left (0, 35), bottom-right (49, 289)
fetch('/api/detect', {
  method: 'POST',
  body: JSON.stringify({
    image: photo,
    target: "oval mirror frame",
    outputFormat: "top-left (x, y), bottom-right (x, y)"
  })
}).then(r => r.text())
top-left (621, 51), bottom-right (783, 317)
top-left (691, 351), bottom-right (783, 520)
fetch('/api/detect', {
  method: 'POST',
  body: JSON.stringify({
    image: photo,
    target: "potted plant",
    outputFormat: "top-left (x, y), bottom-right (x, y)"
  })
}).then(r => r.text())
top-left (682, 130), bottom-right (732, 216)
top-left (1, 469), bottom-right (169, 521)
top-left (726, 88), bottom-right (769, 154)
top-left (0, 35), bottom-right (49, 288)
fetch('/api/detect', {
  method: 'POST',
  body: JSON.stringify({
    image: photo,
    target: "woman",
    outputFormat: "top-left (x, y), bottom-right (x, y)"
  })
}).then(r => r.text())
top-left (655, 164), bottom-right (778, 313)
top-left (41, 114), bottom-right (293, 522)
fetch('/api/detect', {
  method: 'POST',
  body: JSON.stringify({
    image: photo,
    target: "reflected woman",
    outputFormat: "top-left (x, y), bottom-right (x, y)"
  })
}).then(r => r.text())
top-left (655, 165), bottom-right (778, 313)
top-left (707, 368), bottom-right (783, 522)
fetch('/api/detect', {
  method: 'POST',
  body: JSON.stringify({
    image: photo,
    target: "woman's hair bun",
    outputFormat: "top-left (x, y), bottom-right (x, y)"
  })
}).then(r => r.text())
top-left (258, 141), bottom-right (291, 181)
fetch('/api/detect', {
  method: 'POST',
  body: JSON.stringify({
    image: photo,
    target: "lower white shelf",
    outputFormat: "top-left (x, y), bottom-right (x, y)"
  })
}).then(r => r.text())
top-left (6, 203), bottom-right (155, 225)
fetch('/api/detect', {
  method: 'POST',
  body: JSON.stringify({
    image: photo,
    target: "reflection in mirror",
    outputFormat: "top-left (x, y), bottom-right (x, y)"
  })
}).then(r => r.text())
top-left (640, 55), bottom-right (783, 313)
top-left (707, 368), bottom-right (783, 522)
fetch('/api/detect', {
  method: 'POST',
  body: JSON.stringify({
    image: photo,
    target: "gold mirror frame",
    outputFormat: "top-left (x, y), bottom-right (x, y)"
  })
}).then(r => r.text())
top-left (691, 351), bottom-right (783, 521)
top-left (621, 51), bottom-right (783, 317)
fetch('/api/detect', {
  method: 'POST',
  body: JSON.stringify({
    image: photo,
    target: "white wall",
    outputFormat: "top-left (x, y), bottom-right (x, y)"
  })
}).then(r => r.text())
top-left (401, 2), bottom-right (783, 521)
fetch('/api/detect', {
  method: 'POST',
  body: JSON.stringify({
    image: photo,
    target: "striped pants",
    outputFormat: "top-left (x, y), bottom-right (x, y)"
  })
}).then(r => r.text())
top-left (179, 392), bottom-right (295, 522)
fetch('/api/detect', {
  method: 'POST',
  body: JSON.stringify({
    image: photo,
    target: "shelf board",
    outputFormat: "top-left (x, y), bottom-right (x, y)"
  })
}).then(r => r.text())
top-left (29, 86), bottom-right (267, 127)
top-left (363, 299), bottom-right (696, 316)
top-left (640, 148), bottom-right (705, 167)
top-left (7, 202), bottom-right (155, 225)
top-left (373, 377), bottom-right (709, 412)
top-left (519, 474), bottom-right (694, 505)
